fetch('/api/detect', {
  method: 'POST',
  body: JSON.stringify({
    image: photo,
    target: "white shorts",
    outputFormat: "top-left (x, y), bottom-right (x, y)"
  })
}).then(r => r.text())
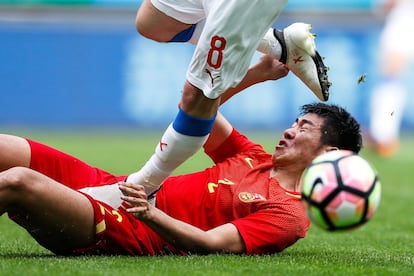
top-left (151, 0), bottom-right (287, 99)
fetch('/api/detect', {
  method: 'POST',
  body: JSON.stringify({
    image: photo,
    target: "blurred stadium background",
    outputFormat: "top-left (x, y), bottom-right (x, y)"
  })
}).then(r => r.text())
top-left (1, 0), bottom-right (414, 133)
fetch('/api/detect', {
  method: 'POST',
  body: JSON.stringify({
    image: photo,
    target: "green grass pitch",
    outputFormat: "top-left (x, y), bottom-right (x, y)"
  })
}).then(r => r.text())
top-left (0, 130), bottom-right (412, 275)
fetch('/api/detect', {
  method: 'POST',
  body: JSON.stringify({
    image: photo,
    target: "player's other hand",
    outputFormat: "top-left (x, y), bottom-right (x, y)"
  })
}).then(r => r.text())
top-left (119, 182), bottom-right (152, 220)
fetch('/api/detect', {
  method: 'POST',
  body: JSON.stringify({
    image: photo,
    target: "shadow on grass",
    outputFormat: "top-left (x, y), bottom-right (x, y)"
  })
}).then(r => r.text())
top-left (0, 253), bottom-right (72, 259)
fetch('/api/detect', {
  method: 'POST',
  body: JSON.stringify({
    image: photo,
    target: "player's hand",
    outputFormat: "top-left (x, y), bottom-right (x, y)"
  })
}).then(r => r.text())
top-left (119, 182), bottom-right (153, 220)
top-left (252, 54), bottom-right (289, 82)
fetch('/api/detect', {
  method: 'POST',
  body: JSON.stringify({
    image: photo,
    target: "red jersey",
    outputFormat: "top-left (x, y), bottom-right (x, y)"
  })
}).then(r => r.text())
top-left (24, 129), bottom-right (309, 256)
top-left (156, 129), bottom-right (310, 255)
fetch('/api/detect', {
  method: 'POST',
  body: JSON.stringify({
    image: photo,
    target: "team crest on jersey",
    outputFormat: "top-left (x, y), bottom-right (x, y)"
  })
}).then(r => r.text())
top-left (238, 192), bottom-right (266, 203)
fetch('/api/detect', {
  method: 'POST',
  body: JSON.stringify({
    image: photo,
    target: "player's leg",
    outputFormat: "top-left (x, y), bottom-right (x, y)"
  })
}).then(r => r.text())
top-left (135, 0), bottom-right (330, 101)
top-left (127, 0), bottom-right (285, 195)
top-left (369, 76), bottom-right (405, 157)
top-left (135, 0), bottom-right (203, 43)
top-left (369, 48), bottom-right (408, 157)
top-left (0, 134), bottom-right (31, 171)
top-left (0, 134), bottom-right (123, 189)
top-left (369, 3), bottom-right (414, 157)
top-left (0, 167), bottom-right (96, 254)
top-left (127, 84), bottom-right (218, 195)
top-left (0, 134), bottom-right (126, 208)
top-left (133, 0), bottom-right (215, 183)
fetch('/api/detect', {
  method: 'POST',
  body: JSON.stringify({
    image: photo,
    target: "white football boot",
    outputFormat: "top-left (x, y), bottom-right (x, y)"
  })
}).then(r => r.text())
top-left (261, 23), bottom-right (331, 101)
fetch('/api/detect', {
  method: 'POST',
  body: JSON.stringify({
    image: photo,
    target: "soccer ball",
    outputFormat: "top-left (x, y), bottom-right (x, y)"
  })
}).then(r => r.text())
top-left (300, 150), bottom-right (381, 231)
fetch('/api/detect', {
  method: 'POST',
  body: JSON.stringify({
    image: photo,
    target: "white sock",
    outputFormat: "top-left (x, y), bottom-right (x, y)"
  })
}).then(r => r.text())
top-left (127, 124), bottom-right (209, 195)
top-left (257, 28), bottom-right (282, 60)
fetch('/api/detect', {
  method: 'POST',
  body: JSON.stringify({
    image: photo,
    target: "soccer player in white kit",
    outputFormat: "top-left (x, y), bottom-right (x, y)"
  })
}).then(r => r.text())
top-left (369, 0), bottom-right (414, 157)
top-left (126, 0), bottom-right (331, 195)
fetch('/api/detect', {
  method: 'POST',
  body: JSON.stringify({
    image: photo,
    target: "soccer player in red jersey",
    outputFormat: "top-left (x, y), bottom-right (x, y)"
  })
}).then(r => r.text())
top-left (0, 56), bottom-right (359, 256)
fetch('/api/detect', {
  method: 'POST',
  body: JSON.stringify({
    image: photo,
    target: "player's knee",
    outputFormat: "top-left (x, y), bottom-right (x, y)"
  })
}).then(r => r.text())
top-left (0, 167), bottom-right (35, 196)
top-left (135, 20), bottom-right (148, 38)
top-left (135, 17), bottom-right (168, 42)
top-left (136, 25), bottom-right (168, 42)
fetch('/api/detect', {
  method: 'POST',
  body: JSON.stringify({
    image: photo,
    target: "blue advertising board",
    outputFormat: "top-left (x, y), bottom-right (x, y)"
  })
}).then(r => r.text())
top-left (1, 10), bottom-right (414, 130)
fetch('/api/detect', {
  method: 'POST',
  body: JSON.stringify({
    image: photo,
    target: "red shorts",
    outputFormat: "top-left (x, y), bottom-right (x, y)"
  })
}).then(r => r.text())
top-left (28, 139), bottom-right (126, 189)
top-left (75, 193), bottom-right (164, 255)
top-left (24, 139), bottom-right (173, 255)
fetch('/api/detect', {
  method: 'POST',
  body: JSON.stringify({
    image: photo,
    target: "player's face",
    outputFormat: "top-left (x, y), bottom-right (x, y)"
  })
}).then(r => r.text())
top-left (272, 113), bottom-right (326, 170)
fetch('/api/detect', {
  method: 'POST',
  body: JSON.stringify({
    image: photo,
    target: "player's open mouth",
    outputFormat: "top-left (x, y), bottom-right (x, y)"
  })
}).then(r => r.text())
top-left (276, 140), bottom-right (287, 149)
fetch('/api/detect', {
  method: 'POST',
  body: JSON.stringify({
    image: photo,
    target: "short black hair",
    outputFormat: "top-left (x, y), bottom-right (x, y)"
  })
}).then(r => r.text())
top-left (300, 103), bottom-right (362, 153)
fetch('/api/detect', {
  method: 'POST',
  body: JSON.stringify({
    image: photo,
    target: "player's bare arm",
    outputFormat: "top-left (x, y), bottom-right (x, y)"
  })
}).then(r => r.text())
top-left (202, 112), bottom-right (233, 153)
top-left (203, 56), bottom-right (288, 152)
top-left (119, 182), bottom-right (245, 254)
top-left (220, 55), bottom-right (289, 105)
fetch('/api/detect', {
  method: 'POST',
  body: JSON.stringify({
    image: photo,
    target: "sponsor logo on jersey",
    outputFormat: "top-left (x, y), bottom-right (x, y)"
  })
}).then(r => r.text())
top-left (238, 192), bottom-right (266, 203)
